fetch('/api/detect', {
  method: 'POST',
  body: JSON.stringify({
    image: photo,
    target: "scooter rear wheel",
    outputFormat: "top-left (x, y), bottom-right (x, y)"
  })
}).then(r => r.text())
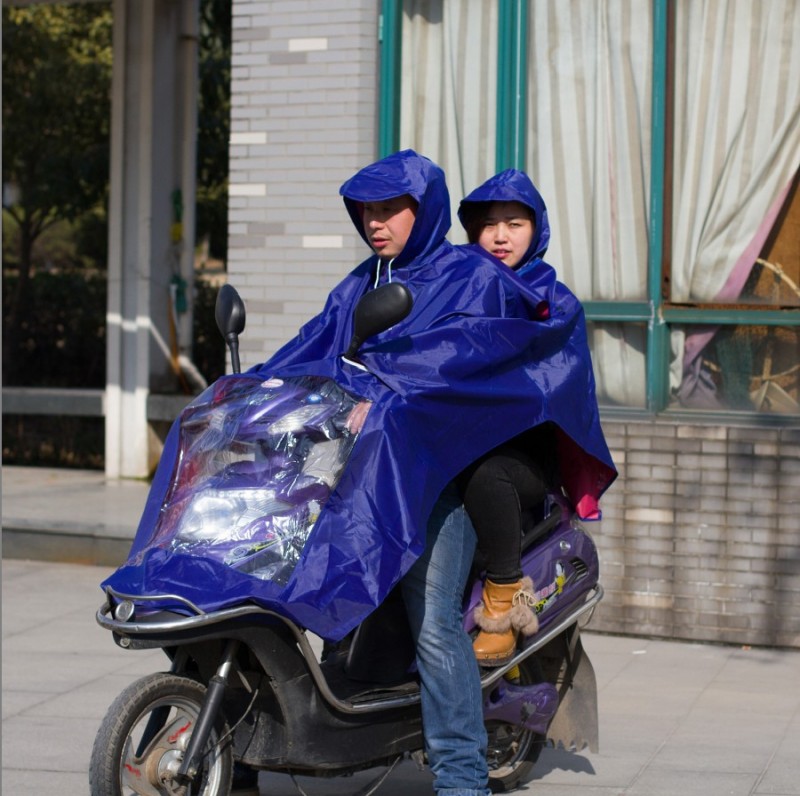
top-left (485, 658), bottom-right (545, 793)
top-left (89, 672), bottom-right (233, 796)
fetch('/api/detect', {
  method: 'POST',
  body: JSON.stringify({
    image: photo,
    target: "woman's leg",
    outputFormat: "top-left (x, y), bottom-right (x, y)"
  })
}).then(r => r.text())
top-left (458, 446), bottom-right (547, 582)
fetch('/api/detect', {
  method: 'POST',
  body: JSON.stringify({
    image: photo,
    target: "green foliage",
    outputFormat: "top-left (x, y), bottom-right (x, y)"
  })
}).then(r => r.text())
top-left (197, 0), bottom-right (232, 262)
top-left (1, 273), bottom-right (224, 469)
top-left (2, 271), bottom-right (107, 388)
top-left (2, 269), bottom-right (224, 388)
top-left (1, 0), bottom-right (229, 470)
top-left (2, 415), bottom-right (105, 470)
top-left (2, 5), bottom-right (112, 243)
top-left (2, 210), bottom-right (100, 272)
top-left (2, 4), bottom-right (114, 383)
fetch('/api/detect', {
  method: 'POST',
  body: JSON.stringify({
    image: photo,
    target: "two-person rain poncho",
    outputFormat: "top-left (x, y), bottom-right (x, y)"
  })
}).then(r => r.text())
top-left (103, 152), bottom-right (615, 640)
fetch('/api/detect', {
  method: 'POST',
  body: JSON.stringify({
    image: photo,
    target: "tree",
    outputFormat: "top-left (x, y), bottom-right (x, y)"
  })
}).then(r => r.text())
top-left (2, 2), bottom-right (230, 390)
top-left (196, 0), bottom-right (232, 263)
top-left (2, 5), bottom-right (112, 380)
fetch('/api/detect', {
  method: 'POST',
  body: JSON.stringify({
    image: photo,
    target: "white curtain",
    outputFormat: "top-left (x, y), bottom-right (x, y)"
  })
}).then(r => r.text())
top-left (671, 0), bottom-right (800, 303)
top-left (400, 0), bottom-right (497, 243)
top-left (671, 0), bottom-right (800, 403)
top-left (396, 0), bottom-right (799, 410)
top-left (525, 0), bottom-right (653, 406)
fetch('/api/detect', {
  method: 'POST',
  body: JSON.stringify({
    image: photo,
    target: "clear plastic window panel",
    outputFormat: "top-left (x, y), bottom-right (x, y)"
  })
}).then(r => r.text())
top-left (150, 376), bottom-right (360, 586)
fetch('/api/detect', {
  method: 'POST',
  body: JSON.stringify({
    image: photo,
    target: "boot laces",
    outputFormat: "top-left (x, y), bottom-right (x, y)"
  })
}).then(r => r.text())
top-left (512, 586), bottom-right (536, 608)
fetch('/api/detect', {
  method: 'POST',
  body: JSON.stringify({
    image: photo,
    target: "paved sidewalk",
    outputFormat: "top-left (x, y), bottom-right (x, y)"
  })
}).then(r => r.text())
top-left (2, 466), bottom-right (149, 566)
top-left (3, 557), bottom-right (800, 796)
top-left (3, 468), bottom-right (800, 794)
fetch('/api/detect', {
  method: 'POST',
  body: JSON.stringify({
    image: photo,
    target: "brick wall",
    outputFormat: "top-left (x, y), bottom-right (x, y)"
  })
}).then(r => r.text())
top-left (228, 0), bottom-right (381, 369)
top-left (594, 420), bottom-right (800, 648)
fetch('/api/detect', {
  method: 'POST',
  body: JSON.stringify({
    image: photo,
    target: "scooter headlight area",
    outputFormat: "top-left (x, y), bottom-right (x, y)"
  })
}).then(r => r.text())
top-left (171, 487), bottom-right (302, 582)
top-left (143, 375), bottom-right (359, 586)
top-left (174, 488), bottom-right (290, 542)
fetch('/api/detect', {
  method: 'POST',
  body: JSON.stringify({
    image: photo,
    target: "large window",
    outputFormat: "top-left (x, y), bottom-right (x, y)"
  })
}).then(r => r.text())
top-left (380, 0), bottom-right (800, 418)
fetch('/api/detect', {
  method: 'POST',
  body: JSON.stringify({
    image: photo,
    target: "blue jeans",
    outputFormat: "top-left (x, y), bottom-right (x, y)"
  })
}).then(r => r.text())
top-left (401, 485), bottom-right (491, 796)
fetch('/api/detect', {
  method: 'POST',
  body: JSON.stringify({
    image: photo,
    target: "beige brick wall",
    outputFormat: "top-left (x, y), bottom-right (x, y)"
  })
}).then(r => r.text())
top-left (594, 421), bottom-right (800, 648)
top-left (228, 0), bottom-right (381, 369)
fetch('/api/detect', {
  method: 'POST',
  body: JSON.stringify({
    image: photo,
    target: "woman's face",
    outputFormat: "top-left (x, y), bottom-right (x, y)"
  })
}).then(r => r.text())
top-left (476, 201), bottom-right (535, 269)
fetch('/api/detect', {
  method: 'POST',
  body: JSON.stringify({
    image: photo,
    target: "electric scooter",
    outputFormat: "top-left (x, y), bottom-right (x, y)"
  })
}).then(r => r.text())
top-left (90, 284), bottom-right (603, 795)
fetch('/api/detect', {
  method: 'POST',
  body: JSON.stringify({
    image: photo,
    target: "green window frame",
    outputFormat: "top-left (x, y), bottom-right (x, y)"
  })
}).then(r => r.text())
top-left (379, 0), bottom-right (799, 422)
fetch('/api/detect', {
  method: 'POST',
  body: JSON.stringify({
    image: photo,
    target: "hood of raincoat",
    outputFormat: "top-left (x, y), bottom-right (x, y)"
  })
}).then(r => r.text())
top-left (458, 169), bottom-right (551, 277)
top-left (103, 150), bottom-right (615, 641)
top-left (340, 149), bottom-right (451, 270)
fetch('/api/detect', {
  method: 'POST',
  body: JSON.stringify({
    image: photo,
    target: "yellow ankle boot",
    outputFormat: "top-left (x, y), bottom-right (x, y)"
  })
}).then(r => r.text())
top-left (472, 577), bottom-right (538, 666)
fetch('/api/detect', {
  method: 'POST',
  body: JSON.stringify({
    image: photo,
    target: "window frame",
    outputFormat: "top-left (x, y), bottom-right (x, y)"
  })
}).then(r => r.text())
top-left (379, 0), bottom-right (800, 422)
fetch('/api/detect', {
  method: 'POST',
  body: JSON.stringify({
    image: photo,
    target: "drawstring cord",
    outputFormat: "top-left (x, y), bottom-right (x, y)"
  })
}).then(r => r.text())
top-left (512, 585), bottom-right (537, 608)
top-left (373, 257), bottom-right (395, 289)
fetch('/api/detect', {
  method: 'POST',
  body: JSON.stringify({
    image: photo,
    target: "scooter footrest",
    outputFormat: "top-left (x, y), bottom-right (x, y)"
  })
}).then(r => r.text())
top-left (348, 680), bottom-right (420, 705)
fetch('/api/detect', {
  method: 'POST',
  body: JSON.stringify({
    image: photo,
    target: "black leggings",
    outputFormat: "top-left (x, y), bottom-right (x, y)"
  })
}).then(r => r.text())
top-left (456, 444), bottom-right (549, 584)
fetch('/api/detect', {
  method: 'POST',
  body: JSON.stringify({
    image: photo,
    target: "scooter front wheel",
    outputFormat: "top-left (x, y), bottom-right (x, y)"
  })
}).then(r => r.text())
top-left (90, 672), bottom-right (233, 796)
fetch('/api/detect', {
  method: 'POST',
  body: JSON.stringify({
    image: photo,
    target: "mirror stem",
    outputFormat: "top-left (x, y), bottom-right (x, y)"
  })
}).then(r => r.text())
top-left (227, 335), bottom-right (241, 374)
top-left (343, 336), bottom-right (363, 361)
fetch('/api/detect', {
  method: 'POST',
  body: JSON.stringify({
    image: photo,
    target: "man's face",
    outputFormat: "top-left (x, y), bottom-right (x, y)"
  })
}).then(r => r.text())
top-left (362, 195), bottom-right (418, 260)
top-left (477, 200), bottom-right (535, 269)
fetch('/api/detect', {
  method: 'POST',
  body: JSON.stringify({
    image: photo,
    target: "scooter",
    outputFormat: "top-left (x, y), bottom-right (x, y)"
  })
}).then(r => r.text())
top-left (90, 284), bottom-right (603, 796)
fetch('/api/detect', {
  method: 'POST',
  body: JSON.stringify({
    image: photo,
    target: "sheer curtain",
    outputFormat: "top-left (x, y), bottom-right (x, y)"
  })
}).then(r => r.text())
top-left (671, 0), bottom-right (800, 404)
top-left (399, 0), bottom-right (497, 243)
top-left (525, 1), bottom-right (653, 406)
top-left (396, 1), bottom-right (799, 410)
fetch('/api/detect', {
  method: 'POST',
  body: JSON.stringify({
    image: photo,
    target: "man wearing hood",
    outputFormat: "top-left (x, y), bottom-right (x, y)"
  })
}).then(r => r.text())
top-left (259, 150), bottom-right (532, 796)
top-left (108, 152), bottom-right (615, 796)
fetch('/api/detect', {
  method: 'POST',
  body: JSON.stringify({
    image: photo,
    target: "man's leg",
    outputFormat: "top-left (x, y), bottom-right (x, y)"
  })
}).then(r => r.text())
top-left (401, 484), bottom-right (491, 796)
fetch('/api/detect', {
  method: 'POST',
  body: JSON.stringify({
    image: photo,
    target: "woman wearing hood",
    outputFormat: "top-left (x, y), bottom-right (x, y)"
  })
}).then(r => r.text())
top-left (456, 169), bottom-right (611, 667)
top-left (459, 168), bottom-right (551, 279)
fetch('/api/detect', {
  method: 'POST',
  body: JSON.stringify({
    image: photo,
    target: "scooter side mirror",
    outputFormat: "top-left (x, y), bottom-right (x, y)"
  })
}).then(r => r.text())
top-left (215, 284), bottom-right (247, 374)
top-left (344, 283), bottom-right (413, 360)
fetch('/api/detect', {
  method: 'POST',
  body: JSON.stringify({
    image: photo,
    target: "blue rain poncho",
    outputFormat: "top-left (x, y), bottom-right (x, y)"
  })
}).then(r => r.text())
top-left (103, 152), bottom-right (615, 640)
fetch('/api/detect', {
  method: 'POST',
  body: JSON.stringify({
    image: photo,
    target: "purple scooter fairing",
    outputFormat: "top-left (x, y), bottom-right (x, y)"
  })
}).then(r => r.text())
top-left (465, 510), bottom-right (600, 640)
top-left (466, 506), bottom-right (602, 744)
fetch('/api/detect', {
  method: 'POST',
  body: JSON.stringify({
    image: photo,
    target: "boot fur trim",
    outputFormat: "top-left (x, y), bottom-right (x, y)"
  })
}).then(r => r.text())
top-left (473, 576), bottom-right (539, 636)
top-left (473, 601), bottom-right (513, 633)
top-left (509, 576), bottom-right (539, 636)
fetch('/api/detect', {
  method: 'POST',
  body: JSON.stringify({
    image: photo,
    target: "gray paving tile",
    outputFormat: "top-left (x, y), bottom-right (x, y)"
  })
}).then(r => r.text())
top-left (626, 768), bottom-right (759, 796)
top-left (2, 714), bottom-right (98, 773)
top-left (2, 558), bottom-right (800, 796)
top-left (1, 769), bottom-right (90, 796)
